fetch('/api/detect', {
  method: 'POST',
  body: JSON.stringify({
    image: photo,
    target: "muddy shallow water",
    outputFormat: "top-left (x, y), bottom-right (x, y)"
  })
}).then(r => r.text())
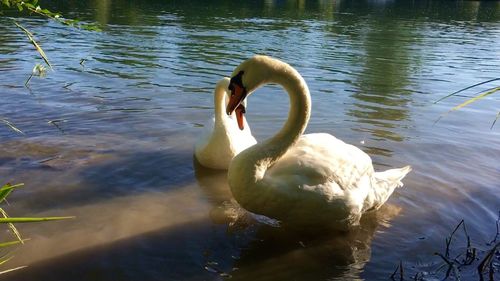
top-left (0, 0), bottom-right (499, 280)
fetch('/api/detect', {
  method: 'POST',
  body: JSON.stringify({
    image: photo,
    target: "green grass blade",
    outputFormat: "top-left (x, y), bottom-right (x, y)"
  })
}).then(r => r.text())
top-left (0, 119), bottom-right (24, 135)
top-left (0, 183), bottom-right (24, 192)
top-left (0, 239), bottom-right (29, 248)
top-left (0, 189), bottom-right (13, 204)
top-left (0, 183), bottom-right (24, 203)
top-left (449, 86), bottom-right (500, 112)
top-left (0, 256), bottom-right (14, 266)
top-left (0, 209), bottom-right (23, 243)
top-left (435, 86), bottom-right (500, 125)
top-left (434, 78), bottom-right (500, 104)
top-left (13, 21), bottom-right (52, 69)
top-left (0, 216), bottom-right (75, 223)
top-left (0, 266), bottom-right (28, 275)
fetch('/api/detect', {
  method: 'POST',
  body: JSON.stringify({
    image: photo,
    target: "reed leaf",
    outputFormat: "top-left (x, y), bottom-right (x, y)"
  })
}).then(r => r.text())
top-left (0, 266), bottom-right (27, 275)
top-left (0, 208), bottom-right (23, 243)
top-left (449, 87), bottom-right (500, 112)
top-left (0, 183), bottom-right (24, 191)
top-left (0, 119), bottom-right (24, 135)
top-left (0, 256), bottom-right (13, 266)
top-left (13, 21), bottom-right (52, 69)
top-left (0, 216), bottom-right (75, 223)
top-left (437, 87), bottom-right (500, 123)
top-left (434, 78), bottom-right (500, 104)
top-left (0, 239), bottom-right (29, 249)
top-left (0, 183), bottom-right (24, 203)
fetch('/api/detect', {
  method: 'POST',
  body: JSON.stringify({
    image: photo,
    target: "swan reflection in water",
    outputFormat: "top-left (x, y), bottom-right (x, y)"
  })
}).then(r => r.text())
top-left (194, 159), bottom-right (401, 281)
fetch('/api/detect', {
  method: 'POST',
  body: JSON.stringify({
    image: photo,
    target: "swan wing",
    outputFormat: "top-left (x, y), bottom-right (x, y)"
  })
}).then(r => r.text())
top-left (265, 133), bottom-right (374, 195)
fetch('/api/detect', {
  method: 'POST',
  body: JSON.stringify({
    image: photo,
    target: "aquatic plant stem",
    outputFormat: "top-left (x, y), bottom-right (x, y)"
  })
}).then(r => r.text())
top-left (13, 21), bottom-right (52, 69)
top-left (434, 78), bottom-right (500, 104)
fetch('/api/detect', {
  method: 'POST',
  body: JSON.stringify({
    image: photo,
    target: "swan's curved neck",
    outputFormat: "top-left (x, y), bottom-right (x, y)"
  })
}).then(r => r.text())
top-left (230, 64), bottom-right (311, 187)
top-left (263, 68), bottom-right (311, 168)
top-left (214, 86), bottom-right (228, 124)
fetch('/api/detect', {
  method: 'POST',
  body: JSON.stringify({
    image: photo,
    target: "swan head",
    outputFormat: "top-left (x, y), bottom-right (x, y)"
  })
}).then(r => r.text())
top-left (227, 55), bottom-right (278, 128)
top-left (217, 77), bottom-right (248, 130)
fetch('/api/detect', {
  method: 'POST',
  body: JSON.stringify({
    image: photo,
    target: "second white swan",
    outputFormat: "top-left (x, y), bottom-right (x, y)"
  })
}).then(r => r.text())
top-left (195, 77), bottom-right (257, 170)
top-left (225, 56), bottom-right (411, 230)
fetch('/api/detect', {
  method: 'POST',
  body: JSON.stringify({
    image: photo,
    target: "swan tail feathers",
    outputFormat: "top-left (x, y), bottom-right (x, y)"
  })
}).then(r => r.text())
top-left (375, 165), bottom-right (412, 188)
top-left (364, 166), bottom-right (411, 211)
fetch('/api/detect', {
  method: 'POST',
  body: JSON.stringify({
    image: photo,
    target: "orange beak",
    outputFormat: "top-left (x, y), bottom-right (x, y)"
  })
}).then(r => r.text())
top-left (235, 104), bottom-right (246, 130)
top-left (227, 83), bottom-right (248, 131)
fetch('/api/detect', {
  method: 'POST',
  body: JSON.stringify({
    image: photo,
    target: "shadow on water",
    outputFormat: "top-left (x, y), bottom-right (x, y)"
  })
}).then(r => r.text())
top-left (4, 194), bottom-right (401, 281)
top-left (4, 218), bottom-right (228, 281)
top-left (193, 157), bottom-right (232, 204)
top-left (0, 136), bottom-right (195, 212)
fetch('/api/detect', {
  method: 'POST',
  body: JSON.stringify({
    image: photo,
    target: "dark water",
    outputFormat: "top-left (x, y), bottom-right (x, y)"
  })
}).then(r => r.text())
top-left (0, 0), bottom-right (499, 280)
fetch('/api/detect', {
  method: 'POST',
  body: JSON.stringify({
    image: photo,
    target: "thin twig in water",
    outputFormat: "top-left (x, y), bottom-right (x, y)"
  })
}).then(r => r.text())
top-left (492, 112), bottom-right (500, 130)
top-left (47, 119), bottom-right (66, 133)
top-left (458, 221), bottom-right (476, 266)
top-left (489, 211), bottom-right (500, 245)
top-left (434, 252), bottom-right (459, 280)
top-left (446, 220), bottom-right (465, 258)
top-left (399, 260), bottom-right (404, 281)
top-left (25, 73), bottom-right (33, 86)
top-left (478, 242), bottom-right (500, 281)
top-left (390, 260), bottom-right (404, 280)
top-left (390, 262), bottom-right (400, 280)
top-left (397, 215), bottom-right (500, 281)
top-left (38, 155), bottom-right (60, 164)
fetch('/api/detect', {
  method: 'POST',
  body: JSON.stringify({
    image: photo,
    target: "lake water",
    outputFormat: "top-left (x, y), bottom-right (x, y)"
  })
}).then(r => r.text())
top-left (0, 0), bottom-right (499, 280)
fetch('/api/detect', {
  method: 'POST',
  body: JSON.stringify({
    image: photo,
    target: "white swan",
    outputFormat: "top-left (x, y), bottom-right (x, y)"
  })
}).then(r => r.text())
top-left (195, 77), bottom-right (257, 170)
top-left (225, 56), bottom-right (411, 230)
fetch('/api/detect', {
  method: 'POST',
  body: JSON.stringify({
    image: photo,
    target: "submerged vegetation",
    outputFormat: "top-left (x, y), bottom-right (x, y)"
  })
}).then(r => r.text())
top-left (0, 183), bottom-right (73, 274)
